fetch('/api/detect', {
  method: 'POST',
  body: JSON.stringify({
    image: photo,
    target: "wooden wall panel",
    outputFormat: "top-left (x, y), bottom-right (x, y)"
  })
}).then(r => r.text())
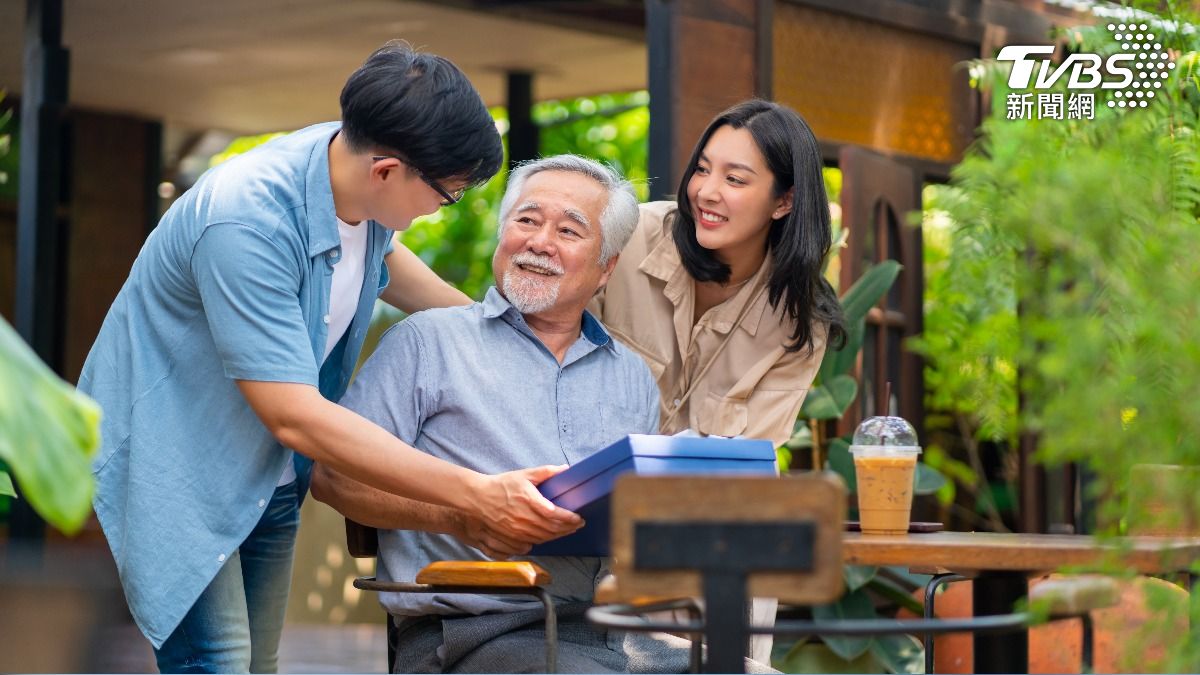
top-left (646, 0), bottom-right (768, 198)
top-left (674, 15), bottom-right (757, 176)
top-left (774, 2), bottom-right (976, 164)
top-left (65, 111), bottom-right (156, 382)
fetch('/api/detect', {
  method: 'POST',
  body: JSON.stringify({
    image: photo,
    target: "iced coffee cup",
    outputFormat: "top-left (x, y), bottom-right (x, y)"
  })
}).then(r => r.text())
top-left (850, 416), bottom-right (921, 535)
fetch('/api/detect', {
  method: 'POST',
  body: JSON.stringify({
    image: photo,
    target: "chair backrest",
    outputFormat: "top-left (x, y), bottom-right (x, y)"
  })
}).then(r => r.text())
top-left (345, 518), bottom-right (379, 558)
top-left (607, 473), bottom-right (847, 605)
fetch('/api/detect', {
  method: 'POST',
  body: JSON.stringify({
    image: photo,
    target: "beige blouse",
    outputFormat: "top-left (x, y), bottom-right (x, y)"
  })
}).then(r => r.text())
top-left (590, 201), bottom-right (826, 448)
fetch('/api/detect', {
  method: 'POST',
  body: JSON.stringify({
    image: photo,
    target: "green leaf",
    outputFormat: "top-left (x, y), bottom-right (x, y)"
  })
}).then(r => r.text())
top-left (812, 588), bottom-right (875, 661)
top-left (827, 437), bottom-right (857, 493)
top-left (866, 576), bottom-right (924, 615)
top-left (0, 469), bottom-right (14, 498)
top-left (819, 261), bottom-right (902, 382)
top-left (843, 565), bottom-right (877, 592)
top-left (777, 638), bottom-right (892, 667)
top-left (0, 317), bottom-right (99, 534)
top-left (801, 368), bottom-right (864, 421)
top-left (826, 375), bottom-right (859, 415)
top-left (799, 384), bottom-right (841, 420)
top-left (776, 642), bottom-right (887, 674)
top-left (775, 446), bottom-right (792, 473)
top-left (821, 319), bottom-right (861, 385)
top-left (869, 634), bottom-right (925, 674)
top-left (841, 260), bottom-right (903, 323)
top-left (913, 462), bottom-right (948, 496)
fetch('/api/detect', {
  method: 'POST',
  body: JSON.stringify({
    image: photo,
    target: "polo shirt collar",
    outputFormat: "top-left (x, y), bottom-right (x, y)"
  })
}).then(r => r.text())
top-left (482, 286), bottom-right (616, 352)
top-left (303, 123), bottom-right (343, 258)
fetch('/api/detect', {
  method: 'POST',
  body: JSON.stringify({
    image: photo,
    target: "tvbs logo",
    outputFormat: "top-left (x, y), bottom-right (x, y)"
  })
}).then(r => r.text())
top-left (997, 22), bottom-right (1174, 94)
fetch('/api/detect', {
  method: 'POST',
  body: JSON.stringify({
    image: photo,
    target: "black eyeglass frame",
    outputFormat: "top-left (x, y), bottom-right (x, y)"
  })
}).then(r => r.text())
top-left (371, 155), bottom-right (465, 205)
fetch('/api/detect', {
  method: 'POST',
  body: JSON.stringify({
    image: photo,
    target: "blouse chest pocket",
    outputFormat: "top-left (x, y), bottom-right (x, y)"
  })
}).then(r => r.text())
top-left (694, 391), bottom-right (749, 437)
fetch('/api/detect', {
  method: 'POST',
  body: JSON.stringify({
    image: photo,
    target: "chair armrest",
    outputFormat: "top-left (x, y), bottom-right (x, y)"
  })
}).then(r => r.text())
top-left (415, 561), bottom-right (551, 588)
top-left (1028, 575), bottom-right (1119, 618)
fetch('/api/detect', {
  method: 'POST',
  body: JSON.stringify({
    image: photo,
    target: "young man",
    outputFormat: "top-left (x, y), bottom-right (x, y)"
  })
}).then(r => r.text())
top-left (79, 44), bottom-right (580, 672)
top-left (311, 156), bottom-right (693, 673)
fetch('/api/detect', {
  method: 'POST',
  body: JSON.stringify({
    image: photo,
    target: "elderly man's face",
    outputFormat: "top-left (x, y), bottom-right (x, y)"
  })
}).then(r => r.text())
top-left (492, 170), bottom-right (615, 317)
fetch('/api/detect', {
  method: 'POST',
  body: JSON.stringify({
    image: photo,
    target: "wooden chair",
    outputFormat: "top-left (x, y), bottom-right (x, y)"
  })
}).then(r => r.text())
top-left (344, 519), bottom-right (560, 673)
top-left (586, 475), bottom-right (1117, 674)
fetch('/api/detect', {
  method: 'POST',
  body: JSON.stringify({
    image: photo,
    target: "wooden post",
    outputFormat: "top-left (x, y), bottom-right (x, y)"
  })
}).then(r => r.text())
top-left (645, 0), bottom-right (770, 200)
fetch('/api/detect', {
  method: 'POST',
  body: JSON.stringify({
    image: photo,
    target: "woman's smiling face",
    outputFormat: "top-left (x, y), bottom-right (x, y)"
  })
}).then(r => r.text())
top-left (685, 125), bottom-right (791, 260)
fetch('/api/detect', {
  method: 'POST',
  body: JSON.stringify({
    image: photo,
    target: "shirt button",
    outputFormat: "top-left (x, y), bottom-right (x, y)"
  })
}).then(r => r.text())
top-left (673, 399), bottom-right (681, 407)
top-left (258, 499), bottom-right (267, 508)
top-left (323, 314), bottom-right (331, 324)
top-left (217, 553), bottom-right (226, 563)
top-left (327, 251), bottom-right (336, 260)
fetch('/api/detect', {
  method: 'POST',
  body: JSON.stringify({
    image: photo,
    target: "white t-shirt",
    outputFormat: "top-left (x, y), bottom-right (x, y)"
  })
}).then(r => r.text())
top-left (278, 218), bottom-right (370, 486)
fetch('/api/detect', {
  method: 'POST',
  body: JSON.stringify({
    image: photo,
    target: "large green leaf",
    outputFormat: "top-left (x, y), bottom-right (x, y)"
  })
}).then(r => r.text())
top-left (0, 469), bottom-right (14, 498)
top-left (776, 642), bottom-right (887, 674)
top-left (841, 260), bottom-right (903, 323)
top-left (812, 588), bottom-right (875, 661)
top-left (819, 261), bottom-right (902, 382)
top-left (824, 320), bottom-right (865, 385)
top-left (799, 384), bottom-right (840, 420)
top-left (843, 565), bottom-right (877, 592)
top-left (914, 462), bottom-right (948, 496)
top-left (0, 317), bottom-right (99, 534)
top-left (869, 634), bottom-right (925, 674)
top-left (827, 437), bottom-right (857, 493)
top-left (865, 576), bottom-right (924, 615)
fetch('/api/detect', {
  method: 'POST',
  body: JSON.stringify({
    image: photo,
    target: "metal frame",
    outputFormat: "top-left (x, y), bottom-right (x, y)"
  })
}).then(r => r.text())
top-left (353, 577), bottom-right (559, 673)
top-left (923, 572), bottom-right (968, 673)
top-left (588, 599), bottom-right (1030, 674)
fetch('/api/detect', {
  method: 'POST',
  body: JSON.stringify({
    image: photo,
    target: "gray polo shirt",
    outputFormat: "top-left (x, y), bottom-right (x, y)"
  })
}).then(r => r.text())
top-left (339, 286), bottom-right (659, 617)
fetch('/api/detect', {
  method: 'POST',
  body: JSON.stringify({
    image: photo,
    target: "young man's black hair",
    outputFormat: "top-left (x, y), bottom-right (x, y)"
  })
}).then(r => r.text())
top-left (340, 41), bottom-right (503, 189)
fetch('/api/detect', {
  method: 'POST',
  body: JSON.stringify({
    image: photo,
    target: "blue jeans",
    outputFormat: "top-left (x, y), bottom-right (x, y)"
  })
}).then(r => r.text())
top-left (155, 481), bottom-right (300, 673)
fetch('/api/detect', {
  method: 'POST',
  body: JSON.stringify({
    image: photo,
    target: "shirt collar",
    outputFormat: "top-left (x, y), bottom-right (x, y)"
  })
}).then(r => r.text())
top-left (481, 287), bottom-right (616, 352)
top-left (304, 123), bottom-right (343, 258)
top-left (639, 220), bottom-right (773, 337)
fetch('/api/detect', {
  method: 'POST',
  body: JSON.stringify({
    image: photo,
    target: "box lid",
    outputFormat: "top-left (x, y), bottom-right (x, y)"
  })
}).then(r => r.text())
top-left (538, 434), bottom-right (775, 501)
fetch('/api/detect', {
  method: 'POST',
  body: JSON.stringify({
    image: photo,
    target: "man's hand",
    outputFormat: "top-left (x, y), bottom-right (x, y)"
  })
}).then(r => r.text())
top-left (462, 465), bottom-right (583, 554)
top-left (452, 512), bottom-right (533, 560)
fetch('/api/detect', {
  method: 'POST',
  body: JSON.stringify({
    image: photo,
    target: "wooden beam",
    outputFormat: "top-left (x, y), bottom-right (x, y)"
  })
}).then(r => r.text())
top-left (646, 0), bottom-right (767, 200)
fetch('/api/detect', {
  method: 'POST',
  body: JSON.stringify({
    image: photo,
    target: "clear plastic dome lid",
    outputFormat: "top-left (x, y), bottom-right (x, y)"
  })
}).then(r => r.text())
top-left (852, 416), bottom-right (919, 448)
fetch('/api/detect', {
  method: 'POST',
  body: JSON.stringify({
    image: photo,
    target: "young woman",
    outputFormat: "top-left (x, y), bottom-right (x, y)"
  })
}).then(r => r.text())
top-left (592, 99), bottom-right (846, 449)
top-left (591, 98), bottom-right (847, 667)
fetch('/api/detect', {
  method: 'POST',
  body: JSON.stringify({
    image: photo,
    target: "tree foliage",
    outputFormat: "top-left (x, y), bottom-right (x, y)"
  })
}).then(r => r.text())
top-left (913, 11), bottom-right (1200, 651)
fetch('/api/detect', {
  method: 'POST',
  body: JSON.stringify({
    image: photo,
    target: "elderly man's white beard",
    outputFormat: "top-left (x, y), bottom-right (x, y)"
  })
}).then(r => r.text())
top-left (501, 251), bottom-right (565, 314)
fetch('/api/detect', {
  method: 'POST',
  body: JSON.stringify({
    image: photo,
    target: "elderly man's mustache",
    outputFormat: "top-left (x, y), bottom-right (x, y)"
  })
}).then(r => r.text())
top-left (510, 251), bottom-right (564, 277)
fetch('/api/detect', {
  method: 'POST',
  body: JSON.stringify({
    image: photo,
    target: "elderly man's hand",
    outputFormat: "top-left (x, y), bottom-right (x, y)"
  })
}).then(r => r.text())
top-left (463, 465), bottom-right (583, 557)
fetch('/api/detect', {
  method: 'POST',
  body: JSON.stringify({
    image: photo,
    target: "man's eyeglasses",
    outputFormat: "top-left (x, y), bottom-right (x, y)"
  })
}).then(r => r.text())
top-left (371, 155), bottom-right (466, 205)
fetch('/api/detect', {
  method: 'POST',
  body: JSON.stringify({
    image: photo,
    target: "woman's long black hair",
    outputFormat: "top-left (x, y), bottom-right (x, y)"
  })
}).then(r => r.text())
top-left (672, 100), bottom-right (847, 354)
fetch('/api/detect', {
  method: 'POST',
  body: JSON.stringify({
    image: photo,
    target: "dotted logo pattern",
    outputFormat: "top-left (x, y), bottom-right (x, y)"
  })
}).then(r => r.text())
top-left (1106, 22), bottom-right (1175, 108)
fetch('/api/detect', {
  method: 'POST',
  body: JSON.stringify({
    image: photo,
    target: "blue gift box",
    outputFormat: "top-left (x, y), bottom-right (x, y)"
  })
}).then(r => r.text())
top-left (529, 434), bottom-right (777, 556)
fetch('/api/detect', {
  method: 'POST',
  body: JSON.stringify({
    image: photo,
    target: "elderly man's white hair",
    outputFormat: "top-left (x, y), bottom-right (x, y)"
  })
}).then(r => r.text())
top-left (498, 155), bottom-right (640, 265)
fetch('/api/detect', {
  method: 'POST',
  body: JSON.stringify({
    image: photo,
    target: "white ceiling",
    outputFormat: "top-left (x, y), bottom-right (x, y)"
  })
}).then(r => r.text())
top-left (0, 0), bottom-right (647, 134)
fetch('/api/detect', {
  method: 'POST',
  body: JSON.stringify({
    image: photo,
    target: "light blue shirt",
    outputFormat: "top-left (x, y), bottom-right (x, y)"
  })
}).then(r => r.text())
top-left (79, 122), bottom-right (393, 647)
top-left (339, 287), bottom-right (659, 617)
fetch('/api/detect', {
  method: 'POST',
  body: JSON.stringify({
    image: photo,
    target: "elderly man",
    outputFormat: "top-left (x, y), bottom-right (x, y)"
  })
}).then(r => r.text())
top-left (311, 155), bottom-right (694, 673)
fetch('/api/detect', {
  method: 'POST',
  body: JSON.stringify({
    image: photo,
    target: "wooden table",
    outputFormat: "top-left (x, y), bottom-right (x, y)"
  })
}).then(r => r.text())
top-left (841, 531), bottom-right (1200, 673)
